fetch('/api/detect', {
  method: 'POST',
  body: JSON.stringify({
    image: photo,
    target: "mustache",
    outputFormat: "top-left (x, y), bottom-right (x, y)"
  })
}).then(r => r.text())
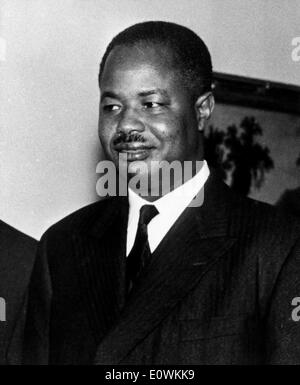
top-left (113, 133), bottom-right (146, 145)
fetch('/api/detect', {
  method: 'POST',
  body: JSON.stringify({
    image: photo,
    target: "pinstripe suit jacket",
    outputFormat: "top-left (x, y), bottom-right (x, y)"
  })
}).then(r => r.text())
top-left (0, 221), bottom-right (36, 364)
top-left (23, 172), bottom-right (300, 364)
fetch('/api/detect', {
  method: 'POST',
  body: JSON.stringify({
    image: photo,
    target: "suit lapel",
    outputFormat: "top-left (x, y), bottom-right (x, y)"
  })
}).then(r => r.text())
top-left (94, 173), bottom-right (238, 364)
top-left (72, 197), bottom-right (129, 343)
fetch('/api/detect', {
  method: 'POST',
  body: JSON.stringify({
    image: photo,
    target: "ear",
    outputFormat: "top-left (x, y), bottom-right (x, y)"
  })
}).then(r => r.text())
top-left (194, 92), bottom-right (215, 132)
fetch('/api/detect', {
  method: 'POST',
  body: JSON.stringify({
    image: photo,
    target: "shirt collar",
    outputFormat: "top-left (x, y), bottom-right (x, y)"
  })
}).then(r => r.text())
top-left (128, 160), bottom-right (210, 221)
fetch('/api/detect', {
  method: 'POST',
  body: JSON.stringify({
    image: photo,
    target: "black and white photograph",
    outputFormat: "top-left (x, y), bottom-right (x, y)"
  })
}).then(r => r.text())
top-left (0, 0), bottom-right (300, 370)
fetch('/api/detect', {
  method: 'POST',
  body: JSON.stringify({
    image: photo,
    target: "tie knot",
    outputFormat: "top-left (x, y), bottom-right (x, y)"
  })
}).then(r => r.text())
top-left (139, 204), bottom-right (159, 226)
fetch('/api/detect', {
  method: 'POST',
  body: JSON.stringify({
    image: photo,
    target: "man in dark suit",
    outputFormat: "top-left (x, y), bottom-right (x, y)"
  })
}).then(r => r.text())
top-left (24, 21), bottom-right (300, 365)
top-left (0, 220), bottom-right (36, 364)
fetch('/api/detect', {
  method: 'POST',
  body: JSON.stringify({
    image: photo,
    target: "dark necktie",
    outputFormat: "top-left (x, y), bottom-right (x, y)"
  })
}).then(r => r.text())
top-left (126, 204), bottom-right (159, 294)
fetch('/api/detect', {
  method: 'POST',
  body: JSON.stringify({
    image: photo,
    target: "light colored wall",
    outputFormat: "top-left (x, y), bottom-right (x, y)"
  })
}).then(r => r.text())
top-left (0, 0), bottom-right (299, 239)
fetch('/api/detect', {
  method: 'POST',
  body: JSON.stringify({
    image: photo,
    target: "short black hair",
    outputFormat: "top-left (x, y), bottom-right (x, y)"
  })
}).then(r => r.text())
top-left (98, 21), bottom-right (213, 98)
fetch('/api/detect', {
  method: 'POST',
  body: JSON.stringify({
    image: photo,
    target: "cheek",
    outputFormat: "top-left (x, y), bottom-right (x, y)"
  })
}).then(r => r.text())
top-left (150, 116), bottom-right (185, 144)
top-left (98, 119), bottom-right (114, 146)
top-left (98, 125), bottom-right (108, 142)
top-left (154, 115), bottom-right (197, 160)
top-left (98, 132), bottom-right (113, 158)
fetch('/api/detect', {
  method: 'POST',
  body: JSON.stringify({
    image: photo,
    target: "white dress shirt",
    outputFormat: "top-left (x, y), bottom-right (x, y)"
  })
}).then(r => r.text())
top-left (126, 160), bottom-right (210, 255)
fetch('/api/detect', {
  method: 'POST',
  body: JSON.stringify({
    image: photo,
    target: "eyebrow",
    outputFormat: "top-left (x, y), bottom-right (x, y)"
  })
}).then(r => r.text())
top-left (100, 88), bottom-right (169, 102)
top-left (100, 91), bottom-right (119, 102)
top-left (137, 89), bottom-right (169, 98)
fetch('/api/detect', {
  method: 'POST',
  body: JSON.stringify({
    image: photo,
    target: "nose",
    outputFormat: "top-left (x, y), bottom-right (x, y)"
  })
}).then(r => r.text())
top-left (116, 107), bottom-right (145, 134)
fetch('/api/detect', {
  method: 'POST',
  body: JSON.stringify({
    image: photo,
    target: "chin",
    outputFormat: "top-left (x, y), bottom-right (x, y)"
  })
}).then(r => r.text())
top-left (127, 162), bottom-right (150, 178)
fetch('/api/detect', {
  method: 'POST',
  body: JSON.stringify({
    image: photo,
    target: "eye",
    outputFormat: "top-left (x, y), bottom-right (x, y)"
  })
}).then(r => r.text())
top-left (102, 104), bottom-right (121, 112)
top-left (143, 102), bottom-right (163, 109)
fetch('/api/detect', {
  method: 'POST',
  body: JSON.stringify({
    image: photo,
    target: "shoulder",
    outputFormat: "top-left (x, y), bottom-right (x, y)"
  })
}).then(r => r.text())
top-left (209, 177), bottom-right (300, 264)
top-left (0, 220), bottom-right (37, 253)
top-left (41, 197), bottom-right (123, 241)
top-left (207, 172), bottom-right (300, 244)
top-left (219, 189), bottom-right (300, 306)
top-left (233, 193), bottom-right (300, 242)
top-left (0, 221), bottom-right (37, 284)
top-left (227, 191), bottom-right (300, 278)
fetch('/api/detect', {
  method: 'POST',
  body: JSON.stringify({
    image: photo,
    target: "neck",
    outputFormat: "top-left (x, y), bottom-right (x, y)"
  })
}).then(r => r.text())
top-left (128, 159), bottom-right (204, 201)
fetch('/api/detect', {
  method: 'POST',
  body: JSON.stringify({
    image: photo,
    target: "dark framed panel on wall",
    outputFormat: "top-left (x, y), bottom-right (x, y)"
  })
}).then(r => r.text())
top-left (206, 72), bottom-right (300, 216)
top-left (213, 72), bottom-right (300, 115)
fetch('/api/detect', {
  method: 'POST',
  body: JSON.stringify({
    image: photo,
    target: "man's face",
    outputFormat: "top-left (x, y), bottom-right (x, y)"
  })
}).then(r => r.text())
top-left (98, 43), bottom-right (203, 184)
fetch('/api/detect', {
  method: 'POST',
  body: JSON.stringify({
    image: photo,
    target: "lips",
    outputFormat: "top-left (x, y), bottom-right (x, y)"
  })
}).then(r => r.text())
top-left (114, 142), bottom-right (152, 151)
top-left (113, 142), bottom-right (154, 161)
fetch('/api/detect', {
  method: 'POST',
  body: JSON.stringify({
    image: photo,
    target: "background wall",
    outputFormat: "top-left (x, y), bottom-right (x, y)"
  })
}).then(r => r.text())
top-left (0, 0), bottom-right (300, 239)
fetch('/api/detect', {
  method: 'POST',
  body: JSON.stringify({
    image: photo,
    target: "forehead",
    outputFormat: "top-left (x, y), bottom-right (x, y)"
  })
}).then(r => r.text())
top-left (100, 44), bottom-right (179, 91)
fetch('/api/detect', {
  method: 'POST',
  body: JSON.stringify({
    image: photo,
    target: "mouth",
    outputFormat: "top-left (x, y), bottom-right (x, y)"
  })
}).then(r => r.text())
top-left (113, 143), bottom-right (154, 161)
